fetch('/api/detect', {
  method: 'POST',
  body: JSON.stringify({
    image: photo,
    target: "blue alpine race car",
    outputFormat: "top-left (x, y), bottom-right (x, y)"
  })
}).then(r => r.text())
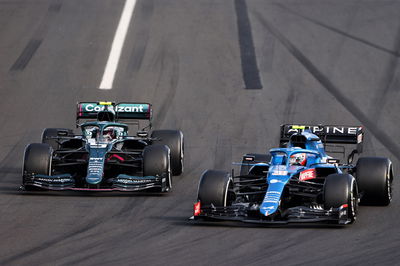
top-left (22, 101), bottom-right (184, 192)
top-left (192, 125), bottom-right (393, 225)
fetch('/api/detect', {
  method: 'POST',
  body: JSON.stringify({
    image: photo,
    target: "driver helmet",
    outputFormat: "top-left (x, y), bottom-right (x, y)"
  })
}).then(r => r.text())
top-left (103, 127), bottom-right (116, 140)
top-left (289, 153), bottom-right (307, 166)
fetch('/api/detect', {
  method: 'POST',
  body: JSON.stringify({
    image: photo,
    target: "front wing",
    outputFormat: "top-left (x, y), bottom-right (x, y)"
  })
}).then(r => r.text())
top-left (22, 173), bottom-right (168, 192)
top-left (192, 204), bottom-right (352, 225)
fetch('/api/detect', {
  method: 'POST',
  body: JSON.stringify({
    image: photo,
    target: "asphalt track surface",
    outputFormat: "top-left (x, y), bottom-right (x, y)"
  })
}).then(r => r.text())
top-left (0, 0), bottom-right (400, 265)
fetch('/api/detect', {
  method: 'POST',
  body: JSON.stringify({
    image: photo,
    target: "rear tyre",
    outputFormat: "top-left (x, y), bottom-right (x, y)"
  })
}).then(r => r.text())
top-left (23, 143), bottom-right (53, 190)
top-left (143, 144), bottom-right (171, 192)
top-left (151, 130), bottom-right (184, 176)
top-left (240, 153), bottom-right (271, 176)
top-left (324, 174), bottom-right (358, 223)
top-left (356, 157), bottom-right (393, 205)
top-left (42, 128), bottom-right (73, 150)
top-left (197, 170), bottom-right (234, 207)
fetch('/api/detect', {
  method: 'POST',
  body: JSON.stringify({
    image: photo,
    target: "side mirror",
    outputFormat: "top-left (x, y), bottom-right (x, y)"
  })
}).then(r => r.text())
top-left (327, 158), bottom-right (340, 164)
top-left (347, 150), bottom-right (357, 164)
top-left (137, 131), bottom-right (148, 138)
top-left (57, 130), bottom-right (69, 136)
top-left (243, 156), bottom-right (255, 162)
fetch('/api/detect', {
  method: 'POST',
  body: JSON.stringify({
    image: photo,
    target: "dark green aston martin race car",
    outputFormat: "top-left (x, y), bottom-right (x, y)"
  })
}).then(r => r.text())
top-left (22, 101), bottom-right (184, 192)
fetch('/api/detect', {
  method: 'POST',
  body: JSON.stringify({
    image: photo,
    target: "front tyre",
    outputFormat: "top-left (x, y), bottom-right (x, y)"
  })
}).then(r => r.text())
top-left (143, 144), bottom-right (171, 192)
top-left (197, 170), bottom-right (234, 207)
top-left (324, 174), bottom-right (358, 224)
top-left (23, 143), bottom-right (53, 190)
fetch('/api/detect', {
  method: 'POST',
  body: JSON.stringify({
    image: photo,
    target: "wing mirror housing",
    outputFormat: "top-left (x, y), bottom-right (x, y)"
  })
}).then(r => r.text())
top-left (137, 131), bottom-right (148, 138)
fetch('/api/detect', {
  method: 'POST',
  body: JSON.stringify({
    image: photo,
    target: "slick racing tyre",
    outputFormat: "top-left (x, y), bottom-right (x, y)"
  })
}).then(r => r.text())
top-left (240, 153), bottom-right (271, 176)
top-left (42, 128), bottom-right (74, 151)
top-left (324, 174), bottom-right (358, 223)
top-left (356, 157), bottom-right (393, 206)
top-left (151, 130), bottom-right (184, 176)
top-left (23, 143), bottom-right (53, 190)
top-left (143, 144), bottom-right (171, 192)
top-left (197, 170), bottom-right (234, 207)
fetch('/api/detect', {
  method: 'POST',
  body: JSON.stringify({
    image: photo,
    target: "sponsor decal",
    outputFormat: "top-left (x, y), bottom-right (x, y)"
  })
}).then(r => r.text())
top-left (84, 104), bottom-right (113, 112)
top-left (90, 143), bottom-right (108, 148)
top-left (116, 178), bottom-right (153, 184)
top-left (262, 206), bottom-right (274, 210)
top-left (83, 104), bottom-right (147, 113)
top-left (272, 170), bottom-right (288, 176)
top-left (36, 178), bottom-right (72, 183)
top-left (88, 157), bottom-right (104, 175)
top-left (116, 105), bottom-right (144, 112)
top-left (299, 168), bottom-right (316, 181)
top-left (286, 126), bottom-right (359, 135)
top-left (271, 165), bottom-right (288, 176)
top-left (263, 191), bottom-right (281, 203)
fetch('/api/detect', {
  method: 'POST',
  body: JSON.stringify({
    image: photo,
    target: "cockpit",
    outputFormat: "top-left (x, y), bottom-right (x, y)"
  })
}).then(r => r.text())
top-left (82, 124), bottom-right (126, 143)
top-left (270, 149), bottom-right (319, 168)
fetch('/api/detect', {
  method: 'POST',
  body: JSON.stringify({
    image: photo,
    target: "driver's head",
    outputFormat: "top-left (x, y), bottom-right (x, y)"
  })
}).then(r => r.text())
top-left (290, 153), bottom-right (307, 166)
top-left (103, 128), bottom-right (116, 140)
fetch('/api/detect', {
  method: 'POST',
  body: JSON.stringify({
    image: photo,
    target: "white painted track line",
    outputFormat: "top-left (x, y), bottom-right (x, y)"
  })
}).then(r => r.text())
top-left (99, 0), bottom-right (137, 89)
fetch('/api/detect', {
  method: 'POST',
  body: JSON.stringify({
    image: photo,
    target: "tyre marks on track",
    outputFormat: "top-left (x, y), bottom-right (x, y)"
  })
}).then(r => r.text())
top-left (234, 0), bottom-right (262, 89)
top-left (282, 87), bottom-right (298, 123)
top-left (369, 26), bottom-right (400, 120)
top-left (48, 0), bottom-right (62, 13)
top-left (255, 12), bottom-right (400, 160)
top-left (275, 3), bottom-right (400, 121)
top-left (9, 39), bottom-right (42, 72)
top-left (0, 196), bottom-right (144, 265)
top-left (150, 44), bottom-right (180, 128)
top-left (126, 0), bottom-right (154, 76)
top-left (275, 3), bottom-right (400, 57)
top-left (9, 0), bottom-right (62, 72)
top-left (0, 218), bottom-right (103, 265)
top-left (213, 129), bottom-right (232, 170)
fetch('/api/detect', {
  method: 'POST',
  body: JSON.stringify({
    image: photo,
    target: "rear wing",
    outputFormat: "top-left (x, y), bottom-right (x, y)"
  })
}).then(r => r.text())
top-left (76, 102), bottom-right (152, 124)
top-left (279, 124), bottom-right (364, 153)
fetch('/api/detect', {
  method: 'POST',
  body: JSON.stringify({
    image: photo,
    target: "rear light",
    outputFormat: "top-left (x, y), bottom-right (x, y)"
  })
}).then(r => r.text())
top-left (340, 204), bottom-right (348, 209)
top-left (193, 201), bottom-right (201, 216)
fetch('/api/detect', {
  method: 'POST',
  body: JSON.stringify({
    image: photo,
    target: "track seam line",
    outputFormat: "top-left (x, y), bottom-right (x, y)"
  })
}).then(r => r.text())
top-left (99, 0), bottom-right (137, 90)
